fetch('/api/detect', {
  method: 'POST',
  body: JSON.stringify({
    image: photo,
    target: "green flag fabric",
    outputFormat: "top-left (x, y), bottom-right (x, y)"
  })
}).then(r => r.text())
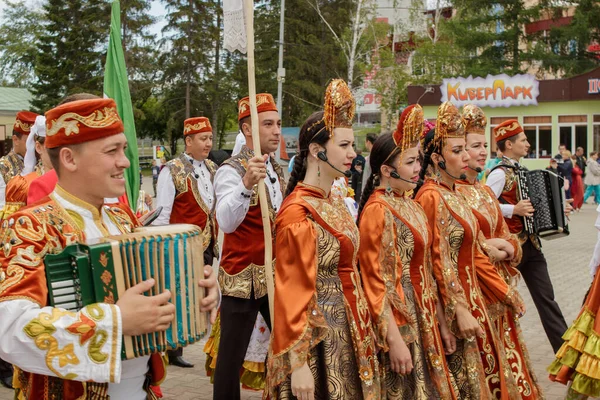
top-left (104, 0), bottom-right (139, 209)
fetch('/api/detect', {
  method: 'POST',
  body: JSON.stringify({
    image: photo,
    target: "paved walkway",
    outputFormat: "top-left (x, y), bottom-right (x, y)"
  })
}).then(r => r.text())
top-left (1, 193), bottom-right (597, 399)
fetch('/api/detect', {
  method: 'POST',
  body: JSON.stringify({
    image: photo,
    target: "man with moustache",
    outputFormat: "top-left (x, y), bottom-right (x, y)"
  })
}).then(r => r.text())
top-left (212, 93), bottom-right (284, 399)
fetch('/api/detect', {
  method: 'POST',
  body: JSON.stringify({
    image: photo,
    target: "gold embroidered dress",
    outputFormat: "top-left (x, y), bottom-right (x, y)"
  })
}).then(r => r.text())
top-left (0, 186), bottom-right (165, 399)
top-left (265, 183), bottom-right (381, 399)
top-left (415, 179), bottom-right (520, 400)
top-left (456, 180), bottom-right (543, 399)
top-left (359, 188), bottom-right (457, 399)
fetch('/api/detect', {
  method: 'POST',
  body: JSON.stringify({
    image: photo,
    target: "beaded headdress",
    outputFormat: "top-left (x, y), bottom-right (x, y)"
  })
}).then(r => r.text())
top-left (393, 104), bottom-right (424, 153)
top-left (429, 101), bottom-right (464, 151)
top-left (462, 104), bottom-right (487, 134)
top-left (322, 79), bottom-right (355, 137)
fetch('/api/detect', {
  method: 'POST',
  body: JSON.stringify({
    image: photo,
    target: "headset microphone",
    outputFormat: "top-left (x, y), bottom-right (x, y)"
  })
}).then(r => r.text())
top-left (390, 170), bottom-right (423, 186)
top-left (317, 151), bottom-right (352, 178)
top-left (437, 158), bottom-right (467, 180)
top-left (469, 166), bottom-right (483, 173)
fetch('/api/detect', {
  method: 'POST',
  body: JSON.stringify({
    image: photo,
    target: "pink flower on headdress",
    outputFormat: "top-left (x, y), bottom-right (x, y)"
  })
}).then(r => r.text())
top-left (423, 119), bottom-right (435, 136)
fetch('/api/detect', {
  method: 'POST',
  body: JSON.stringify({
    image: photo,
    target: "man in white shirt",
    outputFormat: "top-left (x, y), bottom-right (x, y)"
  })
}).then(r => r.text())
top-left (0, 96), bottom-right (220, 399)
top-left (153, 116), bottom-right (219, 368)
top-left (212, 93), bottom-right (283, 399)
top-left (486, 119), bottom-right (567, 353)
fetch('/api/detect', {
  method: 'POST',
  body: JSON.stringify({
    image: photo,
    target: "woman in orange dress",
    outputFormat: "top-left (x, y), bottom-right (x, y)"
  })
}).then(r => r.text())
top-left (548, 206), bottom-right (600, 399)
top-left (456, 104), bottom-right (543, 399)
top-left (415, 101), bottom-right (521, 399)
top-left (265, 79), bottom-right (381, 400)
top-left (357, 105), bottom-right (457, 399)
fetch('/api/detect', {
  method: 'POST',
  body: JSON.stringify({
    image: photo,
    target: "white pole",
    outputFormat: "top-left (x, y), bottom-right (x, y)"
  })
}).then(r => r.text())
top-left (275, 0), bottom-right (286, 162)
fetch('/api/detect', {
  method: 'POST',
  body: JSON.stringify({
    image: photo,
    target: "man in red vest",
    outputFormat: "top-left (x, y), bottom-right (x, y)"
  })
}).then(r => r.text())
top-left (486, 119), bottom-right (568, 353)
top-left (212, 93), bottom-right (283, 399)
top-left (153, 116), bottom-right (219, 368)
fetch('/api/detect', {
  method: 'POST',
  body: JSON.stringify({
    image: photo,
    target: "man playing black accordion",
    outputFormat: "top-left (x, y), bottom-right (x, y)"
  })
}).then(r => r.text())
top-left (486, 119), bottom-right (568, 353)
top-left (0, 95), bottom-right (219, 399)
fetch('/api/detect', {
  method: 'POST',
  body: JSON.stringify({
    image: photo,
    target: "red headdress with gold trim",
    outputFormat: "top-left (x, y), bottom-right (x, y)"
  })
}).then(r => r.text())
top-left (183, 117), bottom-right (212, 136)
top-left (393, 104), bottom-right (424, 152)
top-left (45, 98), bottom-right (124, 149)
top-left (13, 111), bottom-right (39, 135)
top-left (430, 101), bottom-right (464, 151)
top-left (237, 93), bottom-right (278, 121)
top-left (462, 104), bottom-right (487, 134)
top-left (493, 119), bottom-right (523, 142)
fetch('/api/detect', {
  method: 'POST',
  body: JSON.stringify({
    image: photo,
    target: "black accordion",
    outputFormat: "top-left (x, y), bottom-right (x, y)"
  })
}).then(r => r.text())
top-left (516, 168), bottom-right (569, 239)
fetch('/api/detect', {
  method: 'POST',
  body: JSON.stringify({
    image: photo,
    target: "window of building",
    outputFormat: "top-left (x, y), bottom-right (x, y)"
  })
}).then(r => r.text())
top-left (523, 116), bottom-right (552, 159)
top-left (0, 126), bottom-right (5, 141)
top-left (559, 115), bottom-right (588, 155)
top-left (594, 115), bottom-right (600, 154)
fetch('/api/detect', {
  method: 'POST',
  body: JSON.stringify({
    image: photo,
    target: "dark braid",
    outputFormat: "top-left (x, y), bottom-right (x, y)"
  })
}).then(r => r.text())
top-left (285, 150), bottom-right (307, 197)
top-left (284, 111), bottom-right (331, 198)
top-left (357, 133), bottom-right (399, 220)
top-left (415, 128), bottom-right (437, 195)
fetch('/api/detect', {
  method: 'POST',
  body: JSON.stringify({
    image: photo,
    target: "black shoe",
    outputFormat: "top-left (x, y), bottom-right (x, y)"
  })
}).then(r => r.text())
top-left (168, 356), bottom-right (194, 368)
top-left (0, 375), bottom-right (12, 389)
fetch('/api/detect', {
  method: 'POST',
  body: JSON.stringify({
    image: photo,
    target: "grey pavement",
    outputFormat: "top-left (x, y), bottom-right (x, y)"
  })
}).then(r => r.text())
top-left (0, 180), bottom-right (596, 399)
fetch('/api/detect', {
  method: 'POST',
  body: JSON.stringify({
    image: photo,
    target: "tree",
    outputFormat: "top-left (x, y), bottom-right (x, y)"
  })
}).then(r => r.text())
top-left (444, 0), bottom-right (545, 77)
top-left (0, 1), bottom-right (44, 87)
top-left (30, 0), bottom-right (111, 112)
top-left (536, 0), bottom-right (600, 77)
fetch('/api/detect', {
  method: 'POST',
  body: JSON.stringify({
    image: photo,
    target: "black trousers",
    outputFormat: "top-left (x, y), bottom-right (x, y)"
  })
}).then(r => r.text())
top-left (517, 238), bottom-right (568, 353)
top-left (0, 358), bottom-right (12, 378)
top-left (213, 293), bottom-right (271, 400)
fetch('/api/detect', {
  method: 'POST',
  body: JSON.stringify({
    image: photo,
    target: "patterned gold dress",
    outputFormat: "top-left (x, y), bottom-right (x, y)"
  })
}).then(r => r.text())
top-left (456, 180), bottom-right (543, 399)
top-left (265, 183), bottom-right (381, 399)
top-left (415, 179), bottom-right (521, 400)
top-left (359, 188), bottom-right (458, 399)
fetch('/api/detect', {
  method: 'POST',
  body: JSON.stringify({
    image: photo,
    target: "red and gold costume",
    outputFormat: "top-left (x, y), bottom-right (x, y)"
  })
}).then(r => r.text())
top-left (0, 99), bottom-right (166, 399)
top-left (358, 104), bottom-right (456, 399)
top-left (267, 183), bottom-right (380, 399)
top-left (3, 164), bottom-right (47, 219)
top-left (457, 104), bottom-right (542, 399)
top-left (415, 102), bottom-right (520, 399)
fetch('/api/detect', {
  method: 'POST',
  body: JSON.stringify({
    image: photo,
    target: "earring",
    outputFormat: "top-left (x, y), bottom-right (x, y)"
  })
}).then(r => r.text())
top-left (317, 162), bottom-right (321, 177)
top-left (386, 182), bottom-right (392, 196)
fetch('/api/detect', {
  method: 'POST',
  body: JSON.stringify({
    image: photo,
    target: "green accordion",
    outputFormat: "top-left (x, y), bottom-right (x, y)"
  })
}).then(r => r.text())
top-left (44, 224), bottom-right (208, 360)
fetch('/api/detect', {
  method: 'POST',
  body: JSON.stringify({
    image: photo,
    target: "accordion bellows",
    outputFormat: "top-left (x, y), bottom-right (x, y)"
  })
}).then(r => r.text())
top-left (44, 224), bottom-right (207, 360)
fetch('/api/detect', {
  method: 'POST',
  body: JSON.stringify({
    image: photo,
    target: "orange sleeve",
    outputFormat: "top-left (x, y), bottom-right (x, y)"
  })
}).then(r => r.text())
top-left (358, 202), bottom-right (414, 351)
top-left (485, 185), bottom-right (522, 269)
top-left (267, 204), bottom-right (328, 389)
top-left (474, 234), bottom-right (524, 313)
top-left (416, 189), bottom-right (469, 328)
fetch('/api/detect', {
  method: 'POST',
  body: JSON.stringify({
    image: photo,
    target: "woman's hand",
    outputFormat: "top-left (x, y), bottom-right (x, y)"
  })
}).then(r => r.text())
top-left (485, 238), bottom-right (514, 260)
top-left (291, 362), bottom-right (314, 400)
top-left (388, 336), bottom-right (413, 375)
top-left (455, 304), bottom-right (484, 340)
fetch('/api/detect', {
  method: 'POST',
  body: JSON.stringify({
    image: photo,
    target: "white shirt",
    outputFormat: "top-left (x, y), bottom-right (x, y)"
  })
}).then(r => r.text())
top-left (232, 132), bottom-right (247, 156)
top-left (486, 158), bottom-right (519, 218)
top-left (215, 158), bottom-right (282, 234)
top-left (153, 154), bottom-right (214, 226)
top-left (590, 204), bottom-right (600, 276)
top-left (0, 188), bottom-right (148, 399)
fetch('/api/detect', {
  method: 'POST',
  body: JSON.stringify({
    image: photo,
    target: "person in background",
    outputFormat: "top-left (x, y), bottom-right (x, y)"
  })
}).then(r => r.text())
top-left (571, 154), bottom-right (584, 211)
top-left (151, 159), bottom-right (160, 197)
top-left (360, 132), bottom-right (378, 199)
top-left (350, 149), bottom-right (365, 202)
top-left (547, 158), bottom-right (559, 175)
top-left (576, 146), bottom-right (587, 178)
top-left (559, 150), bottom-right (573, 199)
top-left (478, 148), bottom-right (503, 182)
top-left (584, 152), bottom-right (600, 205)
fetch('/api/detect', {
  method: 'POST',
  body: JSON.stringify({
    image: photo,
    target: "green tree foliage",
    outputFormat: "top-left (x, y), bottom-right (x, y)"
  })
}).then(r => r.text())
top-left (0, 1), bottom-right (44, 87)
top-left (536, 0), bottom-right (600, 77)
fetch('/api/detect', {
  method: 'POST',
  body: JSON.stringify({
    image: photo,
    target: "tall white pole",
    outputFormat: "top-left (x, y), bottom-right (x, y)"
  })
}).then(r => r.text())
top-left (275, 0), bottom-right (285, 162)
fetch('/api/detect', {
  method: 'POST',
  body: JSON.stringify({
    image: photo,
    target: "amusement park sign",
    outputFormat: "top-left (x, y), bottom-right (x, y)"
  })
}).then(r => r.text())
top-left (440, 74), bottom-right (540, 108)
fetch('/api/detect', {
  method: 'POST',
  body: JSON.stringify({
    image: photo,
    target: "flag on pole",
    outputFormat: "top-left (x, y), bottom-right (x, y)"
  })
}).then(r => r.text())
top-left (223, 0), bottom-right (247, 53)
top-left (104, 0), bottom-right (139, 209)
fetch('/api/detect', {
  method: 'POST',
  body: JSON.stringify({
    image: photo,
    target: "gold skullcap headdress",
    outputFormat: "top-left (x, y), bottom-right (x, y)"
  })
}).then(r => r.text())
top-left (462, 104), bottom-right (487, 134)
top-left (323, 79), bottom-right (355, 137)
top-left (431, 101), bottom-right (464, 150)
